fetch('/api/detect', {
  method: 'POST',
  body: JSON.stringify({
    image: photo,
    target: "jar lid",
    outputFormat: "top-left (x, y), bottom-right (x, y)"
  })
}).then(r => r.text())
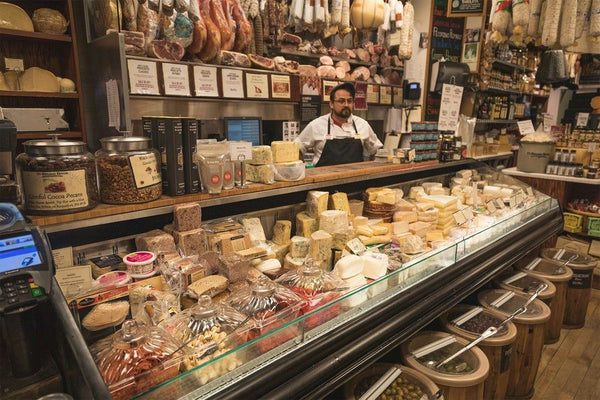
top-left (493, 270), bottom-right (556, 300)
top-left (541, 248), bottom-right (597, 269)
top-left (23, 134), bottom-right (87, 156)
top-left (100, 136), bottom-right (151, 151)
top-left (477, 289), bottom-right (551, 325)
top-left (123, 251), bottom-right (156, 266)
top-left (515, 257), bottom-right (574, 282)
top-left (440, 304), bottom-right (517, 347)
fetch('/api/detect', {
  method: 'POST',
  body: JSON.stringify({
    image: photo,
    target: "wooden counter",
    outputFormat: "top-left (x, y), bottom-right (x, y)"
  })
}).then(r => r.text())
top-left (29, 160), bottom-right (451, 232)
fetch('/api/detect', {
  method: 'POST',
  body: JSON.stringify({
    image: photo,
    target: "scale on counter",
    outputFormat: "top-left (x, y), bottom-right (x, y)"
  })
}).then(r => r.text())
top-left (0, 202), bottom-right (55, 383)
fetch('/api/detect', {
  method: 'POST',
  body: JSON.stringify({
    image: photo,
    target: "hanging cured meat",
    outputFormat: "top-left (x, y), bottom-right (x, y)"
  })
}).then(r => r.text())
top-left (187, 0), bottom-right (208, 55)
top-left (231, 0), bottom-right (252, 51)
top-left (220, 0), bottom-right (237, 50)
top-left (197, 0), bottom-right (222, 61)
top-left (350, 0), bottom-right (386, 30)
top-left (209, 0), bottom-right (233, 50)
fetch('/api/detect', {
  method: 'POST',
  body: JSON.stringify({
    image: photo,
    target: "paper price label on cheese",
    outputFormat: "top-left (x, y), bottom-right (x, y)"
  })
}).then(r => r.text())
top-left (486, 201), bottom-right (497, 214)
top-left (515, 192), bottom-right (525, 205)
top-left (462, 207), bottom-right (474, 221)
top-left (526, 187), bottom-right (534, 197)
top-left (346, 238), bottom-right (367, 255)
top-left (495, 198), bottom-right (505, 209)
top-left (509, 196), bottom-right (517, 208)
top-left (229, 141), bottom-right (253, 161)
top-left (453, 210), bottom-right (467, 225)
top-left (517, 120), bottom-right (536, 136)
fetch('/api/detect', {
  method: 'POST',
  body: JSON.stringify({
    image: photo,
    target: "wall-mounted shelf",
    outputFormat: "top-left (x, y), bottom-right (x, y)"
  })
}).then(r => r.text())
top-left (476, 119), bottom-right (518, 124)
top-left (0, 27), bottom-right (72, 42)
top-left (17, 130), bottom-right (82, 140)
top-left (483, 86), bottom-right (522, 95)
top-left (1, 90), bottom-right (80, 99)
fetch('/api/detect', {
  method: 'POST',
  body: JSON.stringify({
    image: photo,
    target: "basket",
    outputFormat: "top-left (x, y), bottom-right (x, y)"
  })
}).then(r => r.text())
top-left (589, 217), bottom-right (600, 237)
top-left (563, 212), bottom-right (584, 233)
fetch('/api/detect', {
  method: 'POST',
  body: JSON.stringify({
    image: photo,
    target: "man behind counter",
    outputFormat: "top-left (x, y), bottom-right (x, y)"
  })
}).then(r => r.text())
top-left (295, 82), bottom-right (383, 167)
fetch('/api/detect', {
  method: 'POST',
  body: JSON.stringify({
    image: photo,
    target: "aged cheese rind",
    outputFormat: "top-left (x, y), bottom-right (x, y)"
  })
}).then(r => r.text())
top-left (251, 146), bottom-right (274, 164)
top-left (272, 220), bottom-right (292, 245)
top-left (271, 141), bottom-right (300, 163)
top-left (319, 210), bottom-right (349, 234)
top-left (296, 211), bottom-right (319, 237)
top-left (309, 230), bottom-right (333, 262)
top-left (329, 192), bottom-right (351, 214)
top-left (306, 191), bottom-right (329, 219)
top-left (289, 235), bottom-right (310, 258)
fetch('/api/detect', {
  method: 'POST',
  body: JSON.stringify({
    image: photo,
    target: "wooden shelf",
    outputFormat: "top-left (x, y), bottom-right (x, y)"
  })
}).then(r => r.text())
top-left (0, 27), bottom-right (72, 42)
top-left (17, 131), bottom-right (82, 140)
top-left (271, 48), bottom-right (403, 71)
top-left (0, 90), bottom-right (79, 98)
top-left (476, 119), bottom-right (517, 124)
top-left (483, 86), bottom-right (522, 95)
top-left (492, 59), bottom-right (525, 70)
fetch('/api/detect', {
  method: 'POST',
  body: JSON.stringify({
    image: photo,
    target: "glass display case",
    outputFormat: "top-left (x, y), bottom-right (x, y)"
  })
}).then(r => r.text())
top-left (41, 160), bottom-right (562, 400)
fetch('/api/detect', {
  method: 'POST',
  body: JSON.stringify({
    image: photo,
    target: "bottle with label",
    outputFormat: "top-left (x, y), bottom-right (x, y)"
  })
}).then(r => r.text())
top-left (568, 150), bottom-right (576, 163)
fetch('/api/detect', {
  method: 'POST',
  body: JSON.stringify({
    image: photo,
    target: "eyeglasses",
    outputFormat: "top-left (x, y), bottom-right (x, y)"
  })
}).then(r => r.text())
top-left (333, 98), bottom-right (354, 105)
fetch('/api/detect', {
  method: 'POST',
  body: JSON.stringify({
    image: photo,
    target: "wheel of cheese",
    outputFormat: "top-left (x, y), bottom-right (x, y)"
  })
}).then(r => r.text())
top-left (0, 3), bottom-right (34, 32)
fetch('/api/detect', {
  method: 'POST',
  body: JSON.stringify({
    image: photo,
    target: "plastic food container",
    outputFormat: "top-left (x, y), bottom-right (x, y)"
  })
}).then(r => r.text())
top-left (228, 276), bottom-right (304, 353)
top-left (96, 271), bottom-right (131, 288)
top-left (440, 304), bottom-right (517, 400)
top-left (478, 289), bottom-right (551, 399)
top-left (123, 251), bottom-right (156, 276)
top-left (493, 269), bottom-right (556, 304)
top-left (401, 331), bottom-right (489, 400)
top-left (541, 248), bottom-right (597, 328)
top-left (90, 320), bottom-right (183, 400)
top-left (15, 135), bottom-right (98, 215)
top-left (95, 136), bottom-right (162, 204)
top-left (275, 260), bottom-right (347, 330)
top-left (343, 363), bottom-right (443, 400)
top-left (515, 256), bottom-right (573, 343)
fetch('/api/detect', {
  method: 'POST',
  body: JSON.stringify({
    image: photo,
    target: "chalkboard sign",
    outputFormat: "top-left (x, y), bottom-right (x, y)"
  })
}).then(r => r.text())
top-left (447, 0), bottom-right (486, 16)
top-left (425, 0), bottom-right (465, 121)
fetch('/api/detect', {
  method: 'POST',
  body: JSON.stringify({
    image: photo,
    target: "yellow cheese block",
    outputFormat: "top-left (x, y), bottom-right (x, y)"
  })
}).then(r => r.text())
top-left (329, 192), bottom-right (351, 214)
top-left (0, 3), bottom-right (34, 31)
top-left (358, 234), bottom-right (391, 245)
top-left (425, 230), bottom-right (445, 242)
top-left (271, 141), bottom-right (300, 163)
top-left (19, 67), bottom-right (60, 92)
top-left (296, 212), bottom-right (318, 237)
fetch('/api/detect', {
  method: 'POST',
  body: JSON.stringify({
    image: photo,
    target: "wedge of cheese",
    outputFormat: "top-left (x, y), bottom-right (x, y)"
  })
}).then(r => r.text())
top-left (306, 191), bottom-right (329, 219)
top-left (271, 141), bottom-right (300, 163)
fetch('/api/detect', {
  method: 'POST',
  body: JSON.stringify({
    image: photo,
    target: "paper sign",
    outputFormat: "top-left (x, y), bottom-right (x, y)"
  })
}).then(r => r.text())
top-left (366, 84), bottom-right (380, 103)
top-left (543, 114), bottom-right (553, 133)
top-left (354, 82), bottom-right (368, 110)
top-left (380, 85), bottom-right (392, 104)
top-left (526, 187), bottom-right (534, 197)
top-left (453, 210), bottom-right (467, 225)
top-left (462, 207), bottom-right (474, 221)
top-left (127, 59), bottom-right (160, 95)
top-left (271, 74), bottom-right (291, 99)
top-left (509, 196), bottom-right (516, 208)
top-left (52, 247), bottom-right (73, 269)
top-left (162, 63), bottom-right (191, 96)
top-left (495, 198), bottom-right (505, 209)
top-left (5, 58), bottom-right (24, 72)
top-left (576, 112), bottom-right (590, 128)
top-left (486, 201), bottom-right (497, 213)
top-left (438, 84), bottom-right (463, 131)
top-left (517, 120), bottom-right (536, 136)
top-left (105, 79), bottom-right (121, 128)
top-left (193, 65), bottom-right (219, 97)
top-left (228, 141), bottom-right (253, 161)
top-left (246, 73), bottom-right (269, 99)
top-left (55, 265), bottom-right (92, 296)
top-left (222, 68), bottom-right (244, 98)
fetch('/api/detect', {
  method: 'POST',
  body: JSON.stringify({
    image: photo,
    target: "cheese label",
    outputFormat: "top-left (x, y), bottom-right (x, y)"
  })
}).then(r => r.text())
top-left (229, 141), bottom-right (253, 161)
top-left (509, 196), bottom-right (517, 208)
top-left (453, 210), bottom-right (467, 225)
top-left (129, 154), bottom-right (161, 189)
top-left (193, 65), bottom-right (219, 97)
top-left (23, 170), bottom-right (89, 211)
top-left (246, 73), bottom-right (269, 99)
top-left (222, 68), bottom-right (244, 98)
top-left (526, 187), bottom-right (534, 197)
top-left (495, 198), bottom-right (505, 209)
top-left (486, 201), bottom-right (497, 214)
top-left (346, 238), bottom-right (367, 255)
top-left (162, 63), bottom-right (191, 96)
top-left (462, 207), bottom-right (474, 221)
top-left (127, 59), bottom-right (160, 95)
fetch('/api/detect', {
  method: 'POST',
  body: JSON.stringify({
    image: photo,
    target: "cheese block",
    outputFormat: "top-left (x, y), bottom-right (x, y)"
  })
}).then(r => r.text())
top-left (274, 161), bottom-right (305, 181)
top-left (408, 221), bottom-right (430, 235)
top-left (296, 211), bottom-right (318, 237)
top-left (245, 163), bottom-right (275, 184)
top-left (251, 146), bottom-right (274, 164)
top-left (289, 235), bottom-right (310, 258)
top-left (344, 273), bottom-right (368, 289)
top-left (332, 230), bottom-right (355, 250)
top-left (173, 228), bottom-right (207, 257)
top-left (173, 202), bottom-right (202, 231)
top-left (353, 216), bottom-right (368, 227)
top-left (187, 275), bottom-right (229, 298)
top-left (319, 210), bottom-right (349, 234)
top-left (396, 198), bottom-right (416, 211)
top-left (333, 254), bottom-right (364, 279)
top-left (415, 202), bottom-right (436, 212)
top-left (309, 230), bottom-right (333, 262)
top-left (271, 141), bottom-right (300, 163)
top-left (409, 186), bottom-right (425, 199)
top-left (241, 217), bottom-right (266, 245)
top-left (0, 3), bottom-right (34, 31)
top-left (284, 253), bottom-right (305, 269)
top-left (3, 71), bottom-right (18, 91)
top-left (425, 230), bottom-right (445, 242)
top-left (456, 169), bottom-right (473, 179)
top-left (392, 221), bottom-right (409, 234)
top-left (422, 182), bottom-right (442, 194)
top-left (393, 211), bottom-right (418, 223)
top-left (270, 243), bottom-right (290, 264)
top-left (422, 195), bottom-right (459, 209)
top-left (333, 249), bottom-right (343, 266)
top-left (272, 220), bottom-right (292, 245)
top-left (437, 214), bottom-right (455, 226)
top-left (376, 190), bottom-right (396, 205)
top-left (370, 224), bottom-right (389, 235)
top-left (19, 67), bottom-right (60, 92)
top-left (306, 191), bottom-right (329, 219)
top-left (218, 253), bottom-right (250, 283)
top-left (356, 226), bottom-right (374, 237)
top-left (365, 187), bottom-right (391, 201)
top-left (399, 235), bottom-right (425, 254)
top-left (358, 235), bottom-right (391, 246)
top-left (329, 192), bottom-right (351, 214)
top-left (361, 251), bottom-right (388, 279)
top-left (429, 187), bottom-right (446, 196)
top-left (348, 199), bottom-right (364, 217)
top-left (437, 219), bottom-right (457, 230)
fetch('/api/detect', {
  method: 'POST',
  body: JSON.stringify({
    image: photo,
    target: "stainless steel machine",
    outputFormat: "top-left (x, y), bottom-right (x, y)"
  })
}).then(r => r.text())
top-left (0, 119), bottom-right (19, 203)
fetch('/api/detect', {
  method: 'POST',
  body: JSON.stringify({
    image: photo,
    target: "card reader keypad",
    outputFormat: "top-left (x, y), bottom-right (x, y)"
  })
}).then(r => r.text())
top-left (0, 275), bottom-right (44, 308)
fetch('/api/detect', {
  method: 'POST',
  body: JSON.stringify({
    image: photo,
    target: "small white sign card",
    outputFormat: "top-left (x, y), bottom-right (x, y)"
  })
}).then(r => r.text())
top-left (127, 59), bottom-right (160, 95)
top-left (162, 63), bottom-right (191, 96)
top-left (221, 68), bottom-right (244, 98)
top-left (193, 65), bottom-right (219, 97)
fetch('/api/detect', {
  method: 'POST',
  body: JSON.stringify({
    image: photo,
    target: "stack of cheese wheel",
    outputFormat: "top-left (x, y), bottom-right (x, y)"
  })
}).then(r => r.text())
top-left (440, 304), bottom-right (517, 400)
top-left (541, 248), bottom-right (598, 329)
top-left (401, 331), bottom-right (489, 400)
top-left (478, 289), bottom-right (550, 399)
top-left (514, 256), bottom-right (573, 343)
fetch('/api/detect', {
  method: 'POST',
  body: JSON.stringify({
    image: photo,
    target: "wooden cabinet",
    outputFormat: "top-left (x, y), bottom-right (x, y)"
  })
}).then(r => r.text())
top-left (0, 0), bottom-right (86, 143)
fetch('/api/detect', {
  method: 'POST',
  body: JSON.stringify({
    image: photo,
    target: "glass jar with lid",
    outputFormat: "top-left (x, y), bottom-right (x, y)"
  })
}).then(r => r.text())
top-left (95, 136), bottom-right (162, 204)
top-left (15, 134), bottom-right (98, 215)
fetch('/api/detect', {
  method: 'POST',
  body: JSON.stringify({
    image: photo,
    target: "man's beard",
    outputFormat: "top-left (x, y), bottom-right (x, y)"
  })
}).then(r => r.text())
top-left (333, 107), bottom-right (351, 120)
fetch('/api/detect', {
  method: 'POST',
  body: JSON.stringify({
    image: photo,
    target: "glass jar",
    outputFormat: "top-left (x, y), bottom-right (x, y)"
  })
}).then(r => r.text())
top-left (16, 135), bottom-right (98, 215)
top-left (95, 136), bottom-right (162, 204)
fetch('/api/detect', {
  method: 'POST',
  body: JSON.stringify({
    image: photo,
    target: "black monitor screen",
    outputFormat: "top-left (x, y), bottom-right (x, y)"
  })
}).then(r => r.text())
top-left (225, 118), bottom-right (262, 146)
top-left (0, 233), bottom-right (42, 274)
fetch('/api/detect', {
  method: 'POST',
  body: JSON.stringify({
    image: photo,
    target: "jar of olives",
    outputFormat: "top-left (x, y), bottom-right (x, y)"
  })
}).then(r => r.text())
top-left (16, 135), bottom-right (98, 215)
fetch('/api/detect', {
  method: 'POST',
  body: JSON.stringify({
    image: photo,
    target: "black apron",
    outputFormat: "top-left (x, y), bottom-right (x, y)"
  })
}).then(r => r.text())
top-left (315, 118), bottom-right (364, 167)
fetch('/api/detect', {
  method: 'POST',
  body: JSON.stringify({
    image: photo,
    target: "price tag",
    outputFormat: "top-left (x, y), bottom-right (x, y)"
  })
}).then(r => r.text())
top-left (246, 73), bottom-right (269, 99)
top-left (52, 247), bottom-right (73, 269)
top-left (495, 198), bottom-right (505, 209)
top-left (462, 207), bottom-right (474, 221)
top-left (486, 201), bottom-right (497, 213)
top-left (5, 57), bottom-right (24, 72)
top-left (517, 120), bottom-right (536, 136)
top-left (515, 192), bottom-right (525, 205)
top-left (221, 68), bottom-right (244, 98)
top-left (526, 187), bottom-right (534, 197)
top-left (228, 141), bottom-right (253, 161)
top-left (509, 196), bottom-right (517, 208)
top-left (346, 238), bottom-right (367, 255)
top-left (453, 210), bottom-right (468, 225)
top-left (193, 65), bottom-right (219, 97)
top-left (543, 114), bottom-right (553, 133)
top-left (162, 63), bottom-right (191, 96)
top-left (127, 59), bottom-right (160, 95)
top-left (576, 112), bottom-right (590, 128)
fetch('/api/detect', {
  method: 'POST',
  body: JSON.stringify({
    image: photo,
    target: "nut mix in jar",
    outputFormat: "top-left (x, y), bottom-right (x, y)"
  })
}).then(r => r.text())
top-left (95, 136), bottom-right (162, 204)
top-left (15, 135), bottom-right (98, 215)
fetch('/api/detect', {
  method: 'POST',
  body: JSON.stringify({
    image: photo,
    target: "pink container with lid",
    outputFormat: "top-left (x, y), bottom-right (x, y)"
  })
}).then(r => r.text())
top-left (123, 251), bottom-right (156, 275)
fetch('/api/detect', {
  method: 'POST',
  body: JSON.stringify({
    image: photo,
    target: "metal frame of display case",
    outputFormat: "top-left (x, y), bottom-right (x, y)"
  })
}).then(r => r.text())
top-left (43, 160), bottom-right (562, 400)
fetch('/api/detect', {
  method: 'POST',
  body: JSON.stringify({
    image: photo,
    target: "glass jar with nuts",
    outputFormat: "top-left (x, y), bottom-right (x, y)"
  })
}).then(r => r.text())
top-left (95, 136), bottom-right (162, 204)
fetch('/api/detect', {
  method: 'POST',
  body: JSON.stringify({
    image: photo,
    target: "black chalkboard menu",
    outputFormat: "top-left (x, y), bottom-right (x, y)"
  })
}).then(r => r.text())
top-left (425, 0), bottom-right (465, 121)
top-left (447, 0), bottom-right (486, 17)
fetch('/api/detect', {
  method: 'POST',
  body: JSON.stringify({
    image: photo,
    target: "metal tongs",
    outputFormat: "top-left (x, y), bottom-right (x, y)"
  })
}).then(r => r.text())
top-left (498, 283), bottom-right (548, 328)
top-left (434, 326), bottom-right (498, 369)
top-left (553, 254), bottom-right (577, 275)
top-left (358, 366), bottom-right (443, 400)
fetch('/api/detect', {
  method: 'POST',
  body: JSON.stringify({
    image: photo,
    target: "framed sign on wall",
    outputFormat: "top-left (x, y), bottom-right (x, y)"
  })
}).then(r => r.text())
top-left (447, 0), bottom-right (486, 17)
